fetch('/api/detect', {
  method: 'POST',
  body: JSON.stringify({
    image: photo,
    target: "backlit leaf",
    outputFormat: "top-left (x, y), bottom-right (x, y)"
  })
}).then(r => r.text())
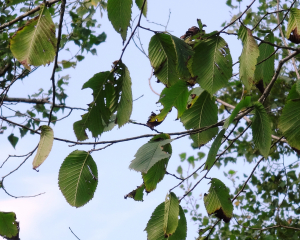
top-left (286, 8), bottom-right (300, 39)
top-left (168, 206), bottom-right (187, 240)
top-left (32, 125), bottom-right (54, 169)
top-left (0, 212), bottom-right (19, 239)
top-left (164, 192), bottom-right (179, 237)
top-left (10, 4), bottom-right (56, 70)
top-left (58, 150), bottom-right (98, 207)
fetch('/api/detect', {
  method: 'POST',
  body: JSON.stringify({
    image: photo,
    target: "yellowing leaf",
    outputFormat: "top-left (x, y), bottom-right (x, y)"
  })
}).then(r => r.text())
top-left (32, 125), bottom-right (54, 169)
top-left (10, 4), bottom-right (57, 70)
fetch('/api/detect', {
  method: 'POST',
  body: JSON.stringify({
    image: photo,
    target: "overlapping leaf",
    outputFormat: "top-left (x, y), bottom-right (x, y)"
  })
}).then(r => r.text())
top-left (238, 26), bottom-right (259, 90)
top-left (149, 33), bottom-right (179, 87)
top-left (164, 192), bottom-right (179, 237)
top-left (191, 35), bottom-right (232, 94)
top-left (0, 212), bottom-right (19, 239)
top-left (180, 91), bottom-right (218, 147)
top-left (10, 4), bottom-right (56, 70)
top-left (254, 33), bottom-right (275, 85)
top-left (135, 0), bottom-right (147, 17)
top-left (107, 0), bottom-right (132, 41)
top-left (204, 178), bottom-right (233, 223)
top-left (286, 8), bottom-right (300, 39)
top-left (252, 102), bottom-right (271, 158)
top-left (58, 150), bottom-right (98, 207)
top-left (32, 125), bottom-right (54, 169)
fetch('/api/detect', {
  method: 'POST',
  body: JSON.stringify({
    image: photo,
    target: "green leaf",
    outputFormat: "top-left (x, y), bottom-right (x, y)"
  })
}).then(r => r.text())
top-left (5, 0), bottom-right (26, 7)
top-left (58, 150), bottom-right (98, 207)
top-left (238, 26), bottom-right (259, 90)
top-left (223, 96), bottom-right (252, 129)
top-left (135, 0), bottom-right (147, 17)
top-left (170, 35), bottom-right (194, 80)
top-left (149, 33), bottom-right (179, 87)
top-left (124, 184), bottom-right (145, 201)
top-left (8, 134), bottom-right (18, 149)
top-left (0, 212), bottom-right (19, 239)
top-left (279, 98), bottom-right (300, 150)
top-left (10, 4), bottom-right (57, 70)
top-left (129, 139), bottom-right (172, 173)
top-left (204, 129), bottom-right (225, 171)
top-left (61, 60), bottom-right (76, 69)
top-left (168, 206), bottom-right (187, 240)
top-left (252, 102), bottom-right (271, 158)
top-left (254, 33), bottom-right (275, 85)
top-left (180, 91), bottom-right (218, 147)
top-left (286, 8), bottom-right (300, 38)
top-left (32, 125), bottom-right (54, 169)
top-left (75, 55), bottom-right (85, 62)
top-left (164, 192), bottom-right (179, 237)
top-left (204, 178), bottom-right (233, 223)
top-left (115, 62), bottom-right (133, 127)
top-left (107, 0), bottom-right (132, 41)
top-left (191, 35), bottom-right (232, 94)
top-left (296, 80), bottom-right (300, 95)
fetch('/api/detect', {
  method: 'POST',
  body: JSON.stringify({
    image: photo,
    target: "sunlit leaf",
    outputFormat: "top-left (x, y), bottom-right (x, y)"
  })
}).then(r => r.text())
top-left (204, 178), bottom-right (233, 223)
top-left (0, 212), bottom-right (19, 239)
top-left (58, 150), bottom-right (98, 207)
top-left (164, 192), bottom-right (179, 237)
top-left (32, 125), bottom-right (54, 169)
top-left (10, 4), bottom-right (57, 70)
top-left (168, 206), bottom-right (187, 240)
top-left (286, 8), bottom-right (300, 39)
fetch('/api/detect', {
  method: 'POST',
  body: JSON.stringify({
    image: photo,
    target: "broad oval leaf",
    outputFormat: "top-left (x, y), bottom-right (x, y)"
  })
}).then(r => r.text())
top-left (164, 192), bottom-right (179, 237)
top-left (32, 125), bottom-right (54, 169)
top-left (204, 178), bottom-right (233, 223)
top-left (286, 8), bottom-right (300, 39)
top-left (238, 26), bottom-right (259, 90)
top-left (192, 35), bottom-right (233, 94)
top-left (204, 129), bottom-right (225, 171)
top-left (129, 138), bottom-right (172, 173)
top-left (252, 102), bottom-right (271, 158)
top-left (0, 212), bottom-right (19, 239)
top-left (10, 4), bottom-right (57, 70)
top-left (58, 150), bottom-right (98, 207)
top-left (149, 33), bottom-right (180, 87)
top-left (107, 0), bottom-right (132, 41)
top-left (180, 90), bottom-right (218, 147)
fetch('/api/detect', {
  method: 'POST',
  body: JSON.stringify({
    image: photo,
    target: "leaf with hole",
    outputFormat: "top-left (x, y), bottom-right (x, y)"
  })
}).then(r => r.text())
top-left (0, 212), bottom-right (19, 239)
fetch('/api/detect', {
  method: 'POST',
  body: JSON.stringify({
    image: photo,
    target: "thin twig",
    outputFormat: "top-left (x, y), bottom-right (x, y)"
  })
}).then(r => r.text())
top-left (165, 171), bottom-right (184, 180)
top-left (69, 227), bottom-right (81, 240)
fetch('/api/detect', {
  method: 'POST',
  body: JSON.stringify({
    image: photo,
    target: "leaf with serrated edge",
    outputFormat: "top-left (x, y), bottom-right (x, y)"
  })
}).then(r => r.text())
top-left (107, 0), bottom-right (132, 41)
top-left (149, 33), bottom-right (180, 87)
top-left (238, 26), bottom-right (259, 90)
top-left (164, 192), bottom-right (179, 237)
top-left (204, 178), bottom-right (233, 223)
top-left (223, 96), bottom-right (252, 129)
top-left (10, 4), bottom-right (56, 70)
top-left (204, 129), bottom-right (225, 171)
top-left (168, 206), bottom-right (187, 240)
top-left (254, 33), bottom-right (274, 85)
top-left (180, 91), bottom-right (218, 147)
top-left (58, 150), bottom-right (98, 207)
top-left (252, 102), bottom-right (271, 158)
top-left (129, 139), bottom-right (172, 173)
top-left (0, 212), bottom-right (19, 239)
top-left (286, 8), bottom-right (300, 38)
top-left (135, 0), bottom-right (147, 17)
top-left (192, 35), bottom-right (232, 94)
top-left (32, 125), bottom-right (54, 169)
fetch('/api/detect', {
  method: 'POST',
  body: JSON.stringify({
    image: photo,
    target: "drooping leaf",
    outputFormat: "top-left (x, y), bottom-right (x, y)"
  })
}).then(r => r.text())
top-left (135, 0), bottom-right (147, 17)
top-left (252, 102), bottom-right (271, 158)
top-left (115, 62), bottom-right (133, 127)
top-left (204, 129), bottom-right (225, 171)
top-left (0, 212), bottom-right (19, 239)
top-left (10, 4), bottom-right (57, 70)
top-left (32, 125), bottom-right (54, 169)
top-left (180, 91), bottom-right (218, 147)
top-left (58, 150), bottom-right (98, 207)
top-left (107, 0), bottom-right (132, 41)
top-left (204, 178), bottom-right (233, 223)
top-left (148, 81), bottom-right (189, 125)
top-left (191, 35), bottom-right (232, 94)
top-left (170, 35), bottom-right (194, 80)
top-left (279, 88), bottom-right (300, 150)
top-left (286, 8), bottom-right (300, 41)
top-left (164, 192), bottom-right (179, 237)
top-left (254, 33), bottom-right (275, 85)
top-left (223, 96), bottom-right (252, 129)
top-left (168, 206), bottom-right (187, 240)
top-left (238, 26), bottom-right (259, 90)
top-left (124, 184), bottom-right (145, 201)
top-left (149, 33), bottom-right (179, 87)
top-left (8, 134), bottom-right (18, 149)
top-left (129, 139), bottom-right (172, 173)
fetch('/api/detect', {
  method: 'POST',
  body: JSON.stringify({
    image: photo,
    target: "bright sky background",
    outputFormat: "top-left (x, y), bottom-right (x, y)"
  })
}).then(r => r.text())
top-left (0, 1), bottom-right (272, 239)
